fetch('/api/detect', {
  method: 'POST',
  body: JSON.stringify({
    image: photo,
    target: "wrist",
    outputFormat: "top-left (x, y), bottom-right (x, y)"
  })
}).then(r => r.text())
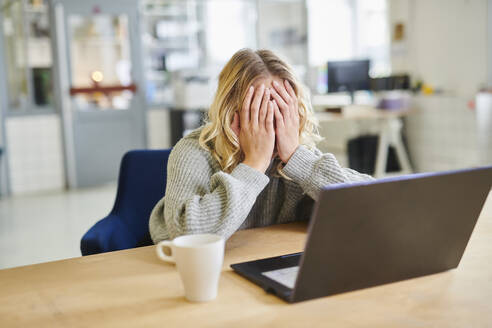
top-left (243, 158), bottom-right (269, 173)
top-left (281, 145), bottom-right (299, 163)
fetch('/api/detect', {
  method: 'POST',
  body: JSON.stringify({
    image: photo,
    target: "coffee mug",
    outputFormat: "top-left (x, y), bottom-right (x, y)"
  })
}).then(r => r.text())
top-left (156, 234), bottom-right (225, 302)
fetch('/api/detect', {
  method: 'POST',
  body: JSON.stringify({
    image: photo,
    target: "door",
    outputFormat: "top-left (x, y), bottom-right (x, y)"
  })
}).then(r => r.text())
top-left (50, 0), bottom-right (146, 188)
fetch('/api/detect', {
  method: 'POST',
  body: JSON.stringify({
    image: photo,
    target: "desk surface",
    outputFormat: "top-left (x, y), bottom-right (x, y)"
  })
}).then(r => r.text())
top-left (315, 105), bottom-right (412, 122)
top-left (1, 194), bottom-right (491, 327)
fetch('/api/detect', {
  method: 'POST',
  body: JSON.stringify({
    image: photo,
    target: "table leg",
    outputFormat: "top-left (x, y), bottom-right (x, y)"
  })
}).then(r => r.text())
top-left (374, 120), bottom-right (389, 178)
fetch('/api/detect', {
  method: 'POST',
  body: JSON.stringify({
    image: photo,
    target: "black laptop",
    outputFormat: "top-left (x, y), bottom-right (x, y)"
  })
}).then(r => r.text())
top-left (231, 166), bottom-right (492, 303)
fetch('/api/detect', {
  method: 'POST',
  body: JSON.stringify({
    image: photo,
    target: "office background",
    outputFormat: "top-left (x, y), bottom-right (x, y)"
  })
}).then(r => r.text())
top-left (0, 0), bottom-right (491, 269)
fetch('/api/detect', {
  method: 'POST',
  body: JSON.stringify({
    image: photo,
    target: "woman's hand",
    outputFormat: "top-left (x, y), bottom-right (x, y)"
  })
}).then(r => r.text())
top-left (237, 84), bottom-right (275, 173)
top-left (271, 80), bottom-right (300, 163)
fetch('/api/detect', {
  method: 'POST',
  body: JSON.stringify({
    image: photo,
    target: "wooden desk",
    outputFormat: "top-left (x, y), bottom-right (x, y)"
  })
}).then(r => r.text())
top-left (1, 193), bottom-right (491, 327)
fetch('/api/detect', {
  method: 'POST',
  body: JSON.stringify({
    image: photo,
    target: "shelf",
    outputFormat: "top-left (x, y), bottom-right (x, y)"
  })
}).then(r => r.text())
top-left (145, 75), bottom-right (168, 81)
top-left (141, 11), bottom-right (189, 19)
top-left (25, 4), bottom-right (48, 14)
top-left (141, 0), bottom-right (206, 110)
top-left (147, 102), bottom-right (174, 110)
top-left (143, 41), bottom-right (198, 53)
top-left (140, 4), bottom-right (194, 18)
top-left (71, 37), bottom-right (126, 45)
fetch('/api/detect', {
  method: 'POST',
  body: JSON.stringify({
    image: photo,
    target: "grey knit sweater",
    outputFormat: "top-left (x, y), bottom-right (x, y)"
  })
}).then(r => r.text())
top-left (149, 128), bottom-right (374, 243)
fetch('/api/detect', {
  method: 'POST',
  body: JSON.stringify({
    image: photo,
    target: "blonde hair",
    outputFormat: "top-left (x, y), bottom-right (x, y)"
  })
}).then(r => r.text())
top-left (199, 48), bottom-right (321, 176)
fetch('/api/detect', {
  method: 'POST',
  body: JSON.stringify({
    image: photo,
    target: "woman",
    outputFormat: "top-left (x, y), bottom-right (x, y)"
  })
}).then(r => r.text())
top-left (149, 49), bottom-right (373, 243)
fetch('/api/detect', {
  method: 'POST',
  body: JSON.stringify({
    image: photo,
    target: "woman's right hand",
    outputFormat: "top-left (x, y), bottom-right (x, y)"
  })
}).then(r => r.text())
top-left (238, 84), bottom-right (275, 173)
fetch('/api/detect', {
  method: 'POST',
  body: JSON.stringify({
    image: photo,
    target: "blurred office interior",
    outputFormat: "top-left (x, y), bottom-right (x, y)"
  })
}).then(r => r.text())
top-left (0, 0), bottom-right (491, 268)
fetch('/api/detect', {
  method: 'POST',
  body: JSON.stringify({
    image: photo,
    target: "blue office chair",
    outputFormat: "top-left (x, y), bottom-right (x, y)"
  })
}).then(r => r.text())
top-left (81, 149), bottom-right (171, 255)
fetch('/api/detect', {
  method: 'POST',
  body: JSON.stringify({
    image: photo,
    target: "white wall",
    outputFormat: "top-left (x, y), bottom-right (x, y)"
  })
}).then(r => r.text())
top-left (405, 95), bottom-right (480, 172)
top-left (6, 115), bottom-right (65, 194)
top-left (389, 0), bottom-right (488, 97)
top-left (0, 120), bottom-right (6, 196)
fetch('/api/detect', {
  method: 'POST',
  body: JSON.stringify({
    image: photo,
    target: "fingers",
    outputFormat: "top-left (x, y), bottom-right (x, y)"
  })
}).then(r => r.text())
top-left (284, 80), bottom-right (297, 99)
top-left (266, 100), bottom-right (274, 133)
top-left (271, 88), bottom-right (289, 118)
top-left (284, 80), bottom-right (300, 120)
top-left (259, 88), bottom-right (270, 125)
top-left (241, 86), bottom-right (254, 125)
top-left (273, 100), bottom-right (284, 130)
top-left (250, 84), bottom-right (265, 127)
top-left (273, 80), bottom-right (292, 105)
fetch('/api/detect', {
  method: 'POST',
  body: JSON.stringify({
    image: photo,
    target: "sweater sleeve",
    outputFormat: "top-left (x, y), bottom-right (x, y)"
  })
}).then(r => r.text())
top-left (149, 138), bottom-right (270, 243)
top-left (281, 145), bottom-right (374, 201)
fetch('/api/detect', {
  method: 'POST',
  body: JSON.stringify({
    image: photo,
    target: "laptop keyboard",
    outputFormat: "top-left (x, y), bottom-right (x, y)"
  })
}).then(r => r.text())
top-left (262, 266), bottom-right (299, 289)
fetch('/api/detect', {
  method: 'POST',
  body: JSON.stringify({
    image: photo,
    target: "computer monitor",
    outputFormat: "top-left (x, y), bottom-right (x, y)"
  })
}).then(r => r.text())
top-left (327, 59), bottom-right (370, 103)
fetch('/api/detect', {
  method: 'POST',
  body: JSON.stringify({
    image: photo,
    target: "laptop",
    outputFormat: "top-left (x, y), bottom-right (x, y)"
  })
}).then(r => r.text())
top-left (231, 166), bottom-right (492, 303)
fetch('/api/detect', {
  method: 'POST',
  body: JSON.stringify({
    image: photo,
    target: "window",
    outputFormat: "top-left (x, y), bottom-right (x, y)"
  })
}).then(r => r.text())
top-left (204, 0), bottom-right (257, 65)
top-left (354, 0), bottom-right (390, 76)
top-left (307, 0), bottom-right (390, 76)
top-left (69, 14), bottom-right (133, 110)
top-left (1, 0), bottom-right (54, 112)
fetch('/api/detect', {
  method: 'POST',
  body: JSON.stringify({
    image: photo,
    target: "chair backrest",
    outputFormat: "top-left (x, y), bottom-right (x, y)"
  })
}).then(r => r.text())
top-left (111, 149), bottom-right (171, 245)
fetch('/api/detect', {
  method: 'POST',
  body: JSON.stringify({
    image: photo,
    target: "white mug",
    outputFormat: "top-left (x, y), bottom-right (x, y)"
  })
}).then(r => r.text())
top-left (156, 234), bottom-right (225, 302)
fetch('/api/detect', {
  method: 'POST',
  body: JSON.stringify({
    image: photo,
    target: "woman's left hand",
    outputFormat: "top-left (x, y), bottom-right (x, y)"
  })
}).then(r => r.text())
top-left (271, 80), bottom-right (300, 163)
